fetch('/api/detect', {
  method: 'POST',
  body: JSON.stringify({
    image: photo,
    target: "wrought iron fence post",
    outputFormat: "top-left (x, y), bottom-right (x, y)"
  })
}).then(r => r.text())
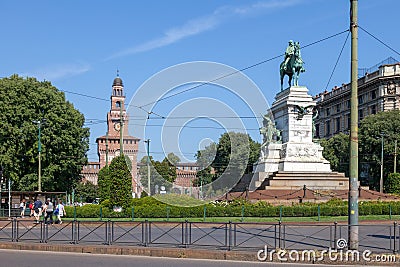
top-left (278, 220), bottom-right (282, 249)
top-left (145, 220), bottom-right (149, 247)
top-left (12, 218), bottom-right (16, 242)
top-left (394, 221), bottom-right (397, 253)
top-left (334, 221), bottom-right (337, 249)
top-left (233, 223), bottom-right (237, 248)
top-left (184, 220), bottom-right (188, 248)
top-left (224, 222), bottom-right (228, 249)
top-left (228, 221), bottom-right (232, 251)
top-left (107, 220), bottom-right (112, 245)
top-left (73, 220), bottom-right (78, 244)
top-left (43, 222), bottom-right (48, 243)
top-left (141, 221), bottom-right (145, 246)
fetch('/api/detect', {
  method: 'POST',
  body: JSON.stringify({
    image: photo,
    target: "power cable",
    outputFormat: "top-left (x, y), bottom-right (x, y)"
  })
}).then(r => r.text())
top-left (358, 25), bottom-right (400, 57)
top-left (324, 31), bottom-right (350, 91)
top-left (137, 29), bottom-right (350, 110)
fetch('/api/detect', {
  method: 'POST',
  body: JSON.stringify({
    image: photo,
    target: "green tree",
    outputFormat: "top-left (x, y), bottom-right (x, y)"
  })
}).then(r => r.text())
top-left (320, 133), bottom-right (350, 176)
top-left (195, 132), bottom-right (260, 192)
top-left (109, 155), bottom-right (132, 208)
top-left (385, 173), bottom-right (400, 194)
top-left (166, 152), bottom-right (180, 165)
top-left (359, 110), bottom-right (400, 190)
top-left (97, 166), bottom-right (111, 201)
top-left (0, 75), bottom-right (89, 192)
top-left (75, 181), bottom-right (98, 203)
top-left (139, 154), bottom-right (177, 195)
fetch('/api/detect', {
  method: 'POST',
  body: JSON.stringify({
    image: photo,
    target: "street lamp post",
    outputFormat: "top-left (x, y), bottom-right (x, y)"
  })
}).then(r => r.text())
top-left (380, 132), bottom-right (385, 194)
top-left (144, 139), bottom-right (151, 196)
top-left (33, 119), bottom-right (46, 192)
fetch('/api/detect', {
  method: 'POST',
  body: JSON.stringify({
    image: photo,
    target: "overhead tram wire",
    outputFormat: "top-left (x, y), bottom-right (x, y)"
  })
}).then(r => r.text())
top-left (324, 31), bottom-right (350, 91)
top-left (137, 29), bottom-right (350, 110)
top-left (358, 25), bottom-right (400, 57)
top-left (56, 30), bottom-right (349, 119)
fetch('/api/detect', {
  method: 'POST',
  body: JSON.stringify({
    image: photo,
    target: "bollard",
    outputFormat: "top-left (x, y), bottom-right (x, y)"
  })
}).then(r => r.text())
top-left (99, 206), bottom-right (103, 221)
top-left (131, 207), bottom-right (135, 221)
top-left (203, 206), bottom-right (207, 222)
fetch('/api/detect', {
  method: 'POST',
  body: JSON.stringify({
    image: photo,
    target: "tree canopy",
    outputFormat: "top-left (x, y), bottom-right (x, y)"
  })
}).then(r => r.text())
top-left (139, 153), bottom-right (179, 195)
top-left (321, 110), bottom-right (400, 191)
top-left (109, 155), bottom-right (132, 208)
top-left (195, 132), bottom-right (260, 192)
top-left (359, 110), bottom-right (400, 190)
top-left (0, 75), bottom-right (89, 192)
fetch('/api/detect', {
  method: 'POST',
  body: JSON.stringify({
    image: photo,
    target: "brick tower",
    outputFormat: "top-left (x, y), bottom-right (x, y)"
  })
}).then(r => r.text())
top-left (96, 74), bottom-right (140, 195)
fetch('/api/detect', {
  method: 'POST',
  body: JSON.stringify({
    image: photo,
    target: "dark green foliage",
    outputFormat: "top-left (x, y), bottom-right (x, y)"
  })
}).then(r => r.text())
top-left (64, 196), bottom-right (400, 219)
top-left (139, 155), bottom-right (177, 195)
top-left (97, 166), bottom-right (111, 201)
top-left (195, 132), bottom-right (260, 189)
top-left (320, 133), bottom-right (349, 176)
top-left (109, 155), bottom-right (132, 209)
top-left (385, 173), bottom-right (400, 194)
top-left (75, 181), bottom-right (98, 203)
top-left (359, 110), bottom-right (400, 190)
top-left (0, 75), bottom-right (89, 192)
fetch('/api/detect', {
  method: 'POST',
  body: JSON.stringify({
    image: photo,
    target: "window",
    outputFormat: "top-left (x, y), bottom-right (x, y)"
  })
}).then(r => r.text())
top-left (358, 95), bottom-right (364, 104)
top-left (347, 115), bottom-right (351, 129)
top-left (347, 100), bottom-right (351, 109)
top-left (371, 105), bottom-right (376, 114)
top-left (326, 120), bottom-right (331, 135)
top-left (326, 108), bottom-right (331, 116)
top-left (336, 103), bottom-right (341, 113)
top-left (371, 90), bottom-right (377, 99)
top-left (336, 117), bottom-right (341, 133)
top-left (116, 101), bottom-right (121, 108)
top-left (359, 109), bottom-right (364, 120)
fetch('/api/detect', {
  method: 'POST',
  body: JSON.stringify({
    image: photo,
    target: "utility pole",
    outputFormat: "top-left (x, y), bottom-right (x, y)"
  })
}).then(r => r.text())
top-left (144, 139), bottom-right (151, 196)
top-left (394, 140), bottom-right (397, 173)
top-left (380, 133), bottom-right (385, 193)
top-left (8, 177), bottom-right (11, 218)
top-left (120, 102), bottom-right (124, 155)
top-left (33, 118), bottom-right (46, 192)
top-left (348, 0), bottom-right (359, 250)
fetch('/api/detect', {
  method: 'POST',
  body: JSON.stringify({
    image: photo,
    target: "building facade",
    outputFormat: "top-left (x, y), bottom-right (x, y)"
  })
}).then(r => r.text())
top-left (314, 61), bottom-right (400, 139)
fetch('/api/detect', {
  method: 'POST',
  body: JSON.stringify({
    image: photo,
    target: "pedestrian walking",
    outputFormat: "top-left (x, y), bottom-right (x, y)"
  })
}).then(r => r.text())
top-left (33, 198), bottom-right (43, 223)
top-left (19, 199), bottom-right (26, 218)
top-left (29, 202), bottom-right (34, 217)
top-left (43, 198), bottom-right (54, 224)
top-left (54, 201), bottom-right (66, 224)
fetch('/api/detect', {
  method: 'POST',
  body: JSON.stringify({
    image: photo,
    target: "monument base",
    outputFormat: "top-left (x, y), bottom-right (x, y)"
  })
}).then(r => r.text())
top-left (252, 85), bottom-right (349, 191)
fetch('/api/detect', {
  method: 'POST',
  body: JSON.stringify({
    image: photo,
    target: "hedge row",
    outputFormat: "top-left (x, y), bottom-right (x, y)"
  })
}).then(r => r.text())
top-left (63, 199), bottom-right (400, 218)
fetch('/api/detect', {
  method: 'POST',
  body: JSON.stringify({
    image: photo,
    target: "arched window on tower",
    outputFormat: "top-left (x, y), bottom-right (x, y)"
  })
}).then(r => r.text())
top-left (116, 101), bottom-right (121, 108)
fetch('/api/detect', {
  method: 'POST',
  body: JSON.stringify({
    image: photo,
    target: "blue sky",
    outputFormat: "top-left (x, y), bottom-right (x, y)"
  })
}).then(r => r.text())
top-left (1, 0), bottom-right (399, 162)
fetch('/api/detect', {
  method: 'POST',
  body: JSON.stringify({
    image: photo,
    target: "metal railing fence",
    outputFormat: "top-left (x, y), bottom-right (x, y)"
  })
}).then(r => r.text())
top-left (0, 219), bottom-right (398, 253)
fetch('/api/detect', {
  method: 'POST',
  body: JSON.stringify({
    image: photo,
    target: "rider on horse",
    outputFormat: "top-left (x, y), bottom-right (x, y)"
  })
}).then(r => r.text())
top-left (283, 40), bottom-right (295, 71)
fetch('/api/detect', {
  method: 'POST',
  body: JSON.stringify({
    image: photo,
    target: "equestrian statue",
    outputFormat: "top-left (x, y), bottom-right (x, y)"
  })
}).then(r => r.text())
top-left (280, 40), bottom-right (305, 91)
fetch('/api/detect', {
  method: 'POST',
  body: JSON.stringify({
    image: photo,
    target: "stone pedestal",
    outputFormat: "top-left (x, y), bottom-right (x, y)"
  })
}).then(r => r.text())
top-left (252, 86), bottom-right (348, 190)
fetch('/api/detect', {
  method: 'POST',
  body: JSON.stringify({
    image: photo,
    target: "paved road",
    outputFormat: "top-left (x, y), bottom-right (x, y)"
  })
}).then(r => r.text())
top-left (0, 249), bottom-right (357, 267)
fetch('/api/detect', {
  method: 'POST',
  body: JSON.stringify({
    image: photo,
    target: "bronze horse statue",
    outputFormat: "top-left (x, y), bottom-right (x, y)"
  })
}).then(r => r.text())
top-left (280, 42), bottom-right (305, 91)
